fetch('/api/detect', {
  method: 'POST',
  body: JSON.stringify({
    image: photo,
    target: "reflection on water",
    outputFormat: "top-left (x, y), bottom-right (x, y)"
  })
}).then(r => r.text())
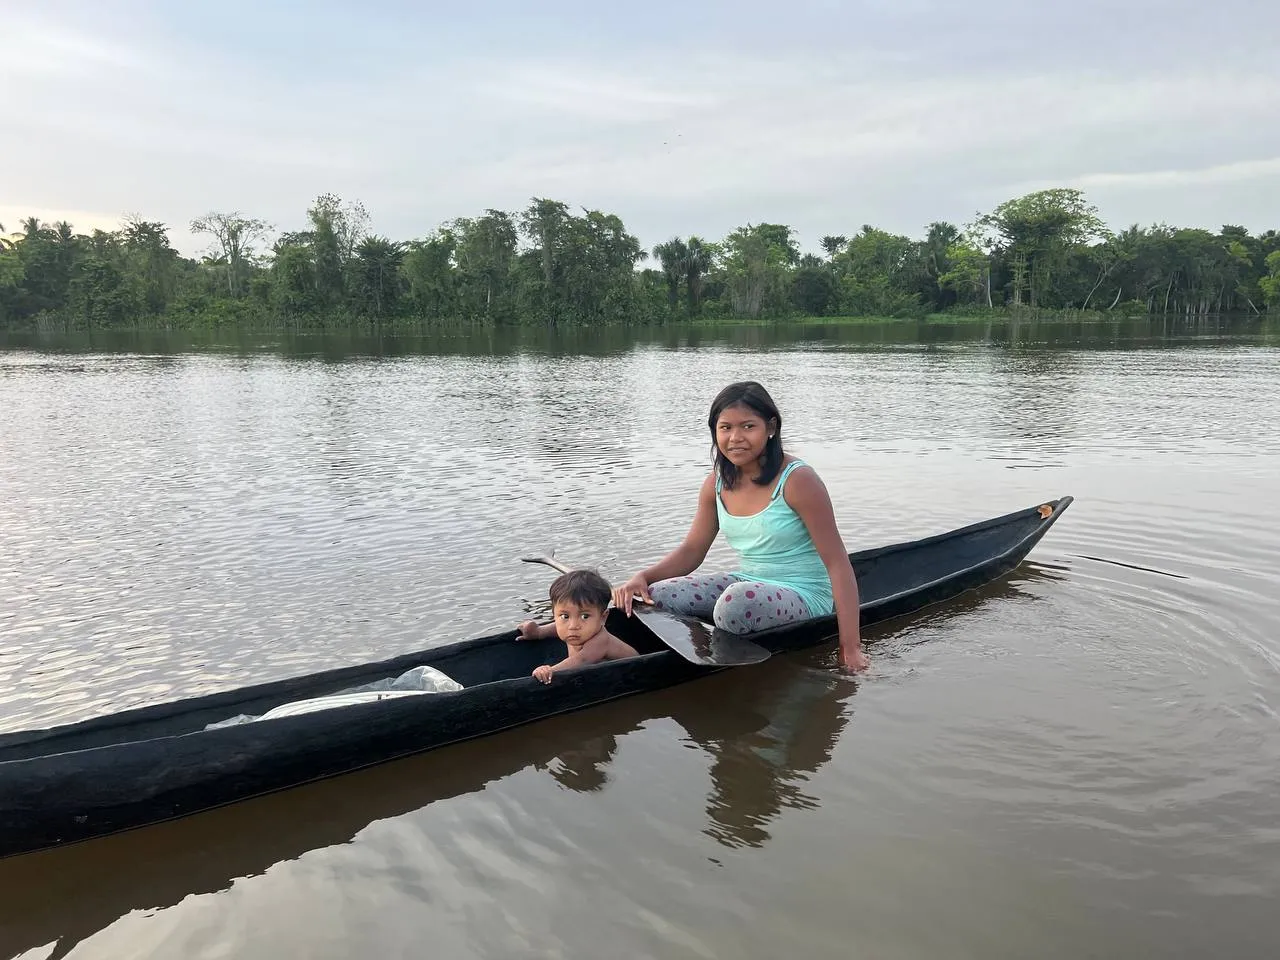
top-left (0, 564), bottom-right (1059, 960)
top-left (1, 314), bottom-right (1274, 361)
top-left (2, 318), bottom-right (1279, 959)
top-left (0, 656), bottom-right (843, 959)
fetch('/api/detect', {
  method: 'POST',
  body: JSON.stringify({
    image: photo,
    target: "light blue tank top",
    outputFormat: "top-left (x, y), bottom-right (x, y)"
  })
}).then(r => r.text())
top-left (714, 459), bottom-right (834, 617)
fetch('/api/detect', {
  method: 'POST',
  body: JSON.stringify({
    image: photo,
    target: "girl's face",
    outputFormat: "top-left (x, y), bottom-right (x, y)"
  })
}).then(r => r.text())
top-left (715, 403), bottom-right (773, 468)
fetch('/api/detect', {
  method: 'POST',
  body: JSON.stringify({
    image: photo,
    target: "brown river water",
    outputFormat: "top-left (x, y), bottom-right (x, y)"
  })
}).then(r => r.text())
top-left (1, 318), bottom-right (1278, 958)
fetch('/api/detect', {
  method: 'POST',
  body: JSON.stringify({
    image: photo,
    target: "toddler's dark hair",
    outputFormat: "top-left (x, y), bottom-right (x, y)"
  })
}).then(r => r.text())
top-left (548, 569), bottom-right (612, 613)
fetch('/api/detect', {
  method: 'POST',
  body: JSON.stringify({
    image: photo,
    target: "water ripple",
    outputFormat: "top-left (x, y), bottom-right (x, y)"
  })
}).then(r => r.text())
top-left (2, 331), bottom-right (1280, 958)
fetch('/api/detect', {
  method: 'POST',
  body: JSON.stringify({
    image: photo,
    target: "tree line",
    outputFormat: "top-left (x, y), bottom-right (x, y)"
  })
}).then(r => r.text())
top-left (2, 188), bottom-right (1278, 330)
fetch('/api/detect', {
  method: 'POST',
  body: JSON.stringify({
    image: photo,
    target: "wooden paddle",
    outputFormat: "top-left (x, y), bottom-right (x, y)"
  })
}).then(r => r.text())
top-left (519, 553), bottom-right (771, 667)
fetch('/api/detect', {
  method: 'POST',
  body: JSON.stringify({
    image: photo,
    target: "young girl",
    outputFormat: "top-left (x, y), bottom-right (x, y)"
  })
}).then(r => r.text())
top-left (611, 381), bottom-right (869, 673)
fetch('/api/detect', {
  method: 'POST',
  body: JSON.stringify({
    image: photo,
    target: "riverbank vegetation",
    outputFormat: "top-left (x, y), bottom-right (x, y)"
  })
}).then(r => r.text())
top-left (2, 189), bottom-right (1277, 331)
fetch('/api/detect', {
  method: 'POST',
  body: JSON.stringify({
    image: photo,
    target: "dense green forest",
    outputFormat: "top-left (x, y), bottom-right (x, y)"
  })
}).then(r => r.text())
top-left (2, 188), bottom-right (1278, 330)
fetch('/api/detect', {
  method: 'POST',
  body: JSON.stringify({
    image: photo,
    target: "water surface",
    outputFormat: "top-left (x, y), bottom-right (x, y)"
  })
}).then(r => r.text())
top-left (2, 317), bottom-right (1278, 959)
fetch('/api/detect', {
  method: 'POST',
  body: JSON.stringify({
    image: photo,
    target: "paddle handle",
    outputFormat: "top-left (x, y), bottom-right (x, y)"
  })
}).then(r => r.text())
top-left (521, 555), bottom-right (573, 575)
top-left (520, 555), bottom-right (651, 605)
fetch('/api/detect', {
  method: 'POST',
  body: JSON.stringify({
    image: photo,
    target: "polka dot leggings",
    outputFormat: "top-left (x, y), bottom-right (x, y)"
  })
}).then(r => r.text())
top-left (648, 572), bottom-right (812, 635)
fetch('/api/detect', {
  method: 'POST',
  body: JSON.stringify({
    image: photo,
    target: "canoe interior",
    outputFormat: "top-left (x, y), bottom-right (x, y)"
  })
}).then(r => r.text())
top-left (0, 622), bottom-right (671, 764)
top-left (0, 496), bottom-right (1070, 764)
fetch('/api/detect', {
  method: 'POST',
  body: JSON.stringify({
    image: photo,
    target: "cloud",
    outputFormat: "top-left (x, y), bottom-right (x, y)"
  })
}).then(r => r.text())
top-left (0, 16), bottom-right (145, 80)
top-left (478, 62), bottom-right (720, 122)
top-left (2, 2), bottom-right (1278, 258)
top-left (446, 65), bottom-right (1280, 232)
top-left (0, 205), bottom-right (125, 237)
top-left (1066, 159), bottom-right (1280, 191)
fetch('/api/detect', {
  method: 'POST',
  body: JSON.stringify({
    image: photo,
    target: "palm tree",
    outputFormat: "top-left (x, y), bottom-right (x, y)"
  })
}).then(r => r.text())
top-left (820, 235), bottom-right (847, 261)
top-left (652, 237), bottom-right (687, 313)
top-left (922, 222), bottom-right (959, 280)
top-left (354, 235), bottom-right (405, 319)
top-left (683, 237), bottom-right (713, 316)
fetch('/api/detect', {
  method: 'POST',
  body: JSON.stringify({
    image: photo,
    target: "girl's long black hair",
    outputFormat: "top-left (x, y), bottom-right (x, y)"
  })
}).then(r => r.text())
top-left (708, 381), bottom-right (784, 490)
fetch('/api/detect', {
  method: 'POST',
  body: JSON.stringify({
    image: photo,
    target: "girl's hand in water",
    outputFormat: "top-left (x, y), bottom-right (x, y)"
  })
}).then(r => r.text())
top-left (839, 640), bottom-right (870, 674)
top-left (611, 574), bottom-right (652, 616)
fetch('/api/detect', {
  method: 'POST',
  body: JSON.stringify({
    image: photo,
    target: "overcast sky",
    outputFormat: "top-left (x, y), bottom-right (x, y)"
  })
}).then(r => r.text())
top-left (3, 0), bottom-right (1278, 258)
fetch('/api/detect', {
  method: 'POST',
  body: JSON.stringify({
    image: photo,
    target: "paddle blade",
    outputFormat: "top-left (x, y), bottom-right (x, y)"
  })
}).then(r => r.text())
top-left (632, 606), bottom-right (771, 666)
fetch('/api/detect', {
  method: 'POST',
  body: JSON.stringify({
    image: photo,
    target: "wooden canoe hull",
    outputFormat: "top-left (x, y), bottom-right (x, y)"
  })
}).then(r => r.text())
top-left (0, 496), bottom-right (1072, 860)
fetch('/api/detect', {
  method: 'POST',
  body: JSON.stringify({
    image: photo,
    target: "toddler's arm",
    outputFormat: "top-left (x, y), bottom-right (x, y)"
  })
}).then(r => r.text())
top-left (516, 620), bottom-right (558, 641)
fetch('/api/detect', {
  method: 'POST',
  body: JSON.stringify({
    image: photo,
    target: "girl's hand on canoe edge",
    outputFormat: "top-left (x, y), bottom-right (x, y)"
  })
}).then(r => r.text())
top-left (516, 620), bottom-right (543, 641)
top-left (532, 665), bottom-right (555, 684)
top-left (611, 574), bottom-right (653, 616)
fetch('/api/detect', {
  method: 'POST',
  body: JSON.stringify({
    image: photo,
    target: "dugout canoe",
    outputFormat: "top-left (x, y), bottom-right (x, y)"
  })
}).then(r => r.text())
top-left (0, 496), bottom-right (1072, 860)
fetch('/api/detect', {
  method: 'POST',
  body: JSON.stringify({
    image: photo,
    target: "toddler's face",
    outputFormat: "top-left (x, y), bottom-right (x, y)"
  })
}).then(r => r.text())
top-left (552, 599), bottom-right (604, 646)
